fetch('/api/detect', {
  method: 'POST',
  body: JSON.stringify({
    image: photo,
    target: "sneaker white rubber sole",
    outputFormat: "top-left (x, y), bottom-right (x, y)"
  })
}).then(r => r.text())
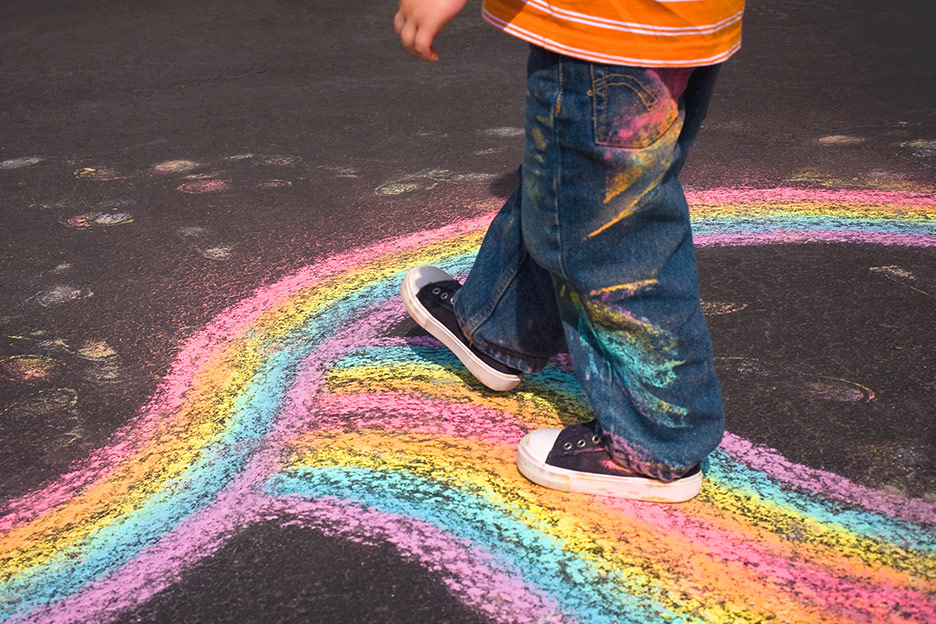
top-left (401, 265), bottom-right (522, 392)
top-left (517, 429), bottom-right (703, 503)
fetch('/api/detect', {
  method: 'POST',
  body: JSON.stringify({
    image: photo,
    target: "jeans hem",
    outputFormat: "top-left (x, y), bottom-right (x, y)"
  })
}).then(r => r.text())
top-left (459, 321), bottom-right (549, 374)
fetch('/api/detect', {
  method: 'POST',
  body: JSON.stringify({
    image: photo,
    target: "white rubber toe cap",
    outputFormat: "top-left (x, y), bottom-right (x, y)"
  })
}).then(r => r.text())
top-left (518, 429), bottom-right (561, 462)
top-left (403, 265), bottom-right (454, 293)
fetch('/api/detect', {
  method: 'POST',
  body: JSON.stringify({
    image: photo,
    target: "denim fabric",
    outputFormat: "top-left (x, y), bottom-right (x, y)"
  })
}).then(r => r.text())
top-left (453, 45), bottom-right (724, 480)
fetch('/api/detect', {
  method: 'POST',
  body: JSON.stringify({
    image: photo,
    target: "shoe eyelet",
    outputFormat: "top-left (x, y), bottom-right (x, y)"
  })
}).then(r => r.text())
top-left (576, 439), bottom-right (586, 448)
top-left (592, 435), bottom-right (602, 444)
top-left (432, 287), bottom-right (440, 295)
top-left (562, 442), bottom-right (573, 451)
top-left (440, 292), bottom-right (448, 300)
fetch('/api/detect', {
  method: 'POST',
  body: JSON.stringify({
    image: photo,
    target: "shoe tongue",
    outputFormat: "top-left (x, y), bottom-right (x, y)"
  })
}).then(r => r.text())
top-left (433, 280), bottom-right (461, 293)
top-left (558, 420), bottom-right (600, 442)
top-left (423, 280), bottom-right (461, 300)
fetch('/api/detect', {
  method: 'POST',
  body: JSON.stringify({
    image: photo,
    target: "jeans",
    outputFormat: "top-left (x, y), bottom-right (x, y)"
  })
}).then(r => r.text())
top-left (453, 46), bottom-right (725, 480)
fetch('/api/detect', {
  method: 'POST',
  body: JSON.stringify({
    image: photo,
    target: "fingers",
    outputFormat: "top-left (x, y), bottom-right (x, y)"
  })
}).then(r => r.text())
top-left (412, 28), bottom-right (439, 62)
top-left (395, 0), bottom-right (468, 62)
top-left (394, 5), bottom-right (440, 62)
top-left (397, 21), bottom-right (439, 61)
top-left (399, 22), bottom-right (433, 61)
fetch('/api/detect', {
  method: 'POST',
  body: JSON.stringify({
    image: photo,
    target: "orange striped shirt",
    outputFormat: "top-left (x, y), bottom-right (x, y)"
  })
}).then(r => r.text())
top-left (482, 0), bottom-right (744, 67)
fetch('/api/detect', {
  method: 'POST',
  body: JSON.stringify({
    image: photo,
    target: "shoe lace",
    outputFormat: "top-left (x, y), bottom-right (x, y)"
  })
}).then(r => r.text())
top-left (562, 433), bottom-right (603, 451)
top-left (429, 281), bottom-right (459, 305)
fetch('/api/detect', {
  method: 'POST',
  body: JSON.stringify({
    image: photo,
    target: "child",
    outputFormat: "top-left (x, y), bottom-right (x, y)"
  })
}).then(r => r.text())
top-left (395, 0), bottom-right (744, 502)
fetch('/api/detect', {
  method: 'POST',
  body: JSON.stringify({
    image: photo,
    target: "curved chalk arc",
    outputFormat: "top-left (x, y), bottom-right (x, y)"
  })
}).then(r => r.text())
top-left (1, 189), bottom-right (935, 624)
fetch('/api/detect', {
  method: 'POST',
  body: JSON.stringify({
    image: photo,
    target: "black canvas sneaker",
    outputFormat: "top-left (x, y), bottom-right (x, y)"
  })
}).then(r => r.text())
top-left (517, 420), bottom-right (703, 502)
top-left (401, 265), bottom-right (523, 392)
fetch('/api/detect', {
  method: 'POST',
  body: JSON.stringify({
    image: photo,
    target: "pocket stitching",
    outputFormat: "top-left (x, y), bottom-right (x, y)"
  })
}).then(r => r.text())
top-left (591, 69), bottom-right (676, 149)
top-left (596, 75), bottom-right (657, 109)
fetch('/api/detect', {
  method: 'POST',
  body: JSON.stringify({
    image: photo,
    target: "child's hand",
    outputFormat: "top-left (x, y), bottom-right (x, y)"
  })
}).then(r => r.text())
top-left (394, 0), bottom-right (469, 62)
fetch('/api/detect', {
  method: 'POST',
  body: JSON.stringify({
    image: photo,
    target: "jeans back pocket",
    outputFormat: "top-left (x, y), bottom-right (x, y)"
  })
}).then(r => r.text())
top-left (590, 66), bottom-right (680, 149)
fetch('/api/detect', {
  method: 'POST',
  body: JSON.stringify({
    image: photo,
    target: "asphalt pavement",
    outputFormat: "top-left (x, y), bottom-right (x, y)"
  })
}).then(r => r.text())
top-left (1, 1), bottom-right (934, 622)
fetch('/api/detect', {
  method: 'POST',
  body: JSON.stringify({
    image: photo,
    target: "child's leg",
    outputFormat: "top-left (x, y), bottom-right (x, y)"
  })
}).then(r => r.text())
top-left (402, 163), bottom-right (564, 391)
top-left (453, 170), bottom-right (567, 374)
top-left (457, 46), bottom-right (724, 483)
top-left (529, 48), bottom-right (724, 481)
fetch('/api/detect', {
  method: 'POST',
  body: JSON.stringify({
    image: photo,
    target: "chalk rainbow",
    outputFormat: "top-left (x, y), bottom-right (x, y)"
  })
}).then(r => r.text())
top-left (1, 187), bottom-right (934, 623)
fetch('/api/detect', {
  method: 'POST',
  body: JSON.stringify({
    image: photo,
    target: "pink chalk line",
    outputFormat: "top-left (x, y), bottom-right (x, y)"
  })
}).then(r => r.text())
top-left (0, 214), bottom-right (494, 532)
top-left (718, 433), bottom-right (936, 527)
top-left (695, 231), bottom-right (935, 247)
top-left (686, 187), bottom-right (936, 207)
top-left (602, 496), bottom-right (934, 621)
top-left (312, 393), bottom-right (529, 446)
